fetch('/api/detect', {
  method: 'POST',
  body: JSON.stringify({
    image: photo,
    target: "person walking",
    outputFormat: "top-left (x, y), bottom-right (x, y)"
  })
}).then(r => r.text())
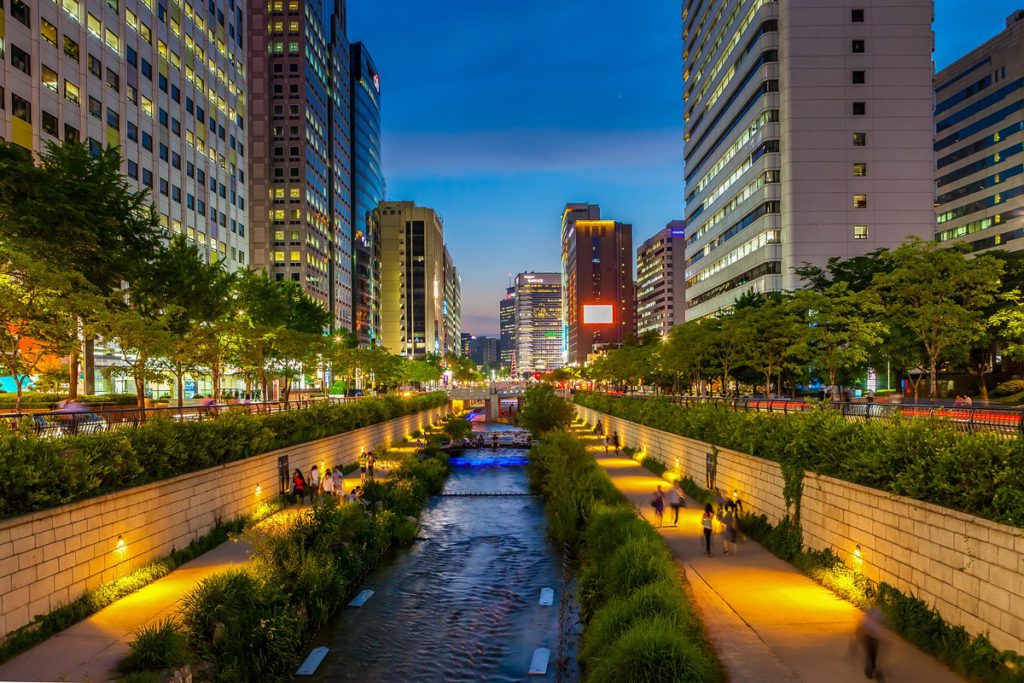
top-left (651, 485), bottom-right (666, 527)
top-left (359, 449), bottom-right (368, 483)
top-left (701, 504), bottom-right (714, 556)
top-left (321, 467), bottom-right (336, 496)
top-left (613, 431), bottom-right (621, 455)
top-left (309, 465), bottom-right (321, 499)
top-left (367, 452), bottom-right (376, 481)
top-left (666, 484), bottom-right (685, 526)
top-left (721, 505), bottom-right (736, 555)
top-left (332, 466), bottom-right (345, 495)
top-left (604, 434), bottom-right (610, 454)
top-left (291, 469), bottom-right (307, 504)
top-left (857, 608), bottom-right (887, 681)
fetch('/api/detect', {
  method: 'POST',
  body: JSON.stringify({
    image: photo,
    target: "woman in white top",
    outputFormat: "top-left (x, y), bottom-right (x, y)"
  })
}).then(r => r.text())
top-left (321, 468), bottom-right (336, 496)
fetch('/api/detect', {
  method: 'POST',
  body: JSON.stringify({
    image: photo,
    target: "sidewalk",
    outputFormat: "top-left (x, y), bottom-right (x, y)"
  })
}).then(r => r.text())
top-left (0, 540), bottom-right (252, 683)
top-left (574, 427), bottom-right (966, 683)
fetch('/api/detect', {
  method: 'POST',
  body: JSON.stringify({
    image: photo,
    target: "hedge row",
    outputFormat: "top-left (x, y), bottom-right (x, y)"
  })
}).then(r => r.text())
top-left (575, 393), bottom-right (1024, 527)
top-left (124, 448), bottom-right (450, 682)
top-left (0, 392), bottom-right (448, 519)
top-left (528, 433), bottom-right (722, 683)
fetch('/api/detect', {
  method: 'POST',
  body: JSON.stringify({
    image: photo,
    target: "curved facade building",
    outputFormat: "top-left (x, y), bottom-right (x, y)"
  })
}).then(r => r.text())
top-left (351, 41), bottom-right (384, 345)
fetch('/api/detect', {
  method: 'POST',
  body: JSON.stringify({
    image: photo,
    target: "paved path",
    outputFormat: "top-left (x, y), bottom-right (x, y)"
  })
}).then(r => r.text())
top-left (0, 540), bottom-right (252, 683)
top-left (574, 427), bottom-right (965, 683)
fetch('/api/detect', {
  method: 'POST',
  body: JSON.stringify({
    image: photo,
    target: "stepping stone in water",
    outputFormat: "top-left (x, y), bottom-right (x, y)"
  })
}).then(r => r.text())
top-left (296, 646), bottom-right (329, 675)
top-left (528, 648), bottom-right (550, 675)
top-left (539, 587), bottom-right (554, 606)
top-left (348, 589), bottom-right (375, 607)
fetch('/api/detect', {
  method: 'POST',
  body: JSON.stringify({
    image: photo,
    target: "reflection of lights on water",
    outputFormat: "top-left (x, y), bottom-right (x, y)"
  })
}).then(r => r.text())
top-left (449, 456), bottom-right (531, 467)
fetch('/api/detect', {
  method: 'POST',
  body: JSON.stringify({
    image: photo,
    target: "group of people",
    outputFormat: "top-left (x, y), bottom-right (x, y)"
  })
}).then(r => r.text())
top-left (648, 484), bottom-right (742, 557)
top-left (289, 449), bottom-right (378, 506)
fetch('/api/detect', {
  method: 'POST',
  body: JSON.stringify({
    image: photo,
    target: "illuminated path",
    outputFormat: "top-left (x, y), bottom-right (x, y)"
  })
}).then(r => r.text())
top-left (574, 427), bottom-right (966, 683)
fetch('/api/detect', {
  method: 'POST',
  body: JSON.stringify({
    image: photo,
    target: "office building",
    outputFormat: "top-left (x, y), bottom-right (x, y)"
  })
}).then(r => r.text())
top-left (514, 272), bottom-right (562, 375)
top-left (934, 11), bottom-right (1024, 252)
top-left (499, 285), bottom-right (516, 372)
top-left (637, 221), bottom-right (686, 337)
top-left (560, 203), bottom-right (635, 365)
top-left (378, 201), bottom-right (445, 358)
top-left (443, 246), bottom-right (462, 355)
top-left (682, 0), bottom-right (934, 319)
top-left (350, 41), bottom-right (384, 344)
top-left (247, 0), bottom-right (353, 330)
top-left (463, 335), bottom-right (500, 366)
top-left (0, 0), bottom-right (250, 272)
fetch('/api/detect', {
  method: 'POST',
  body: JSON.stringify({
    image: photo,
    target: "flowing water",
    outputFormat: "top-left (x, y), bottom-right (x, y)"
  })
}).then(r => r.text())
top-left (304, 423), bottom-right (573, 682)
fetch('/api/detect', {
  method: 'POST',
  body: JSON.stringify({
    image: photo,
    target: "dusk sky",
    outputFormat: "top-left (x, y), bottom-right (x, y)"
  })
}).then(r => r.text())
top-left (347, 1), bottom-right (1021, 336)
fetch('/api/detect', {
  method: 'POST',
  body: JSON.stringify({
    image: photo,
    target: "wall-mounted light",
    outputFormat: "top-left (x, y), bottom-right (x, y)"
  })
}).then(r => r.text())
top-left (853, 544), bottom-right (864, 572)
top-left (115, 535), bottom-right (126, 553)
top-left (255, 484), bottom-right (262, 497)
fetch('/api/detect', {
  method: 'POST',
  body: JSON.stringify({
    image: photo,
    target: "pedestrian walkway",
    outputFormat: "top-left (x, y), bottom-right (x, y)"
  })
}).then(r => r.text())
top-left (0, 539), bottom-right (252, 683)
top-left (573, 426), bottom-right (966, 683)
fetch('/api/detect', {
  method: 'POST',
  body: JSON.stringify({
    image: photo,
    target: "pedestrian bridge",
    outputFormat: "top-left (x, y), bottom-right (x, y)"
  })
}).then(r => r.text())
top-left (448, 385), bottom-right (525, 418)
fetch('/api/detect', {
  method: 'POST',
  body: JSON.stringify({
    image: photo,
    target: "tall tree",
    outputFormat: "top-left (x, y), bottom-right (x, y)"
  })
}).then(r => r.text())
top-left (873, 239), bottom-right (1002, 399)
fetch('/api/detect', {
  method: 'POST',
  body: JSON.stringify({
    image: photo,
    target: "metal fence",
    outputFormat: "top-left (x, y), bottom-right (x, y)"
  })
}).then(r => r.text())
top-left (641, 395), bottom-right (1024, 437)
top-left (1, 396), bottom-right (357, 439)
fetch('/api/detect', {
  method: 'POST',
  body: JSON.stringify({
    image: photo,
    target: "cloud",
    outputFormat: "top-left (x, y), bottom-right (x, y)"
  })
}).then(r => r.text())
top-left (383, 128), bottom-right (682, 178)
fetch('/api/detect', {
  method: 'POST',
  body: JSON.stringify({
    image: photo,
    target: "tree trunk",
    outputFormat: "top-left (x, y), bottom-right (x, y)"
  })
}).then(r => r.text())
top-left (84, 338), bottom-right (95, 395)
top-left (176, 368), bottom-right (184, 408)
top-left (68, 349), bottom-right (80, 400)
top-left (212, 358), bottom-right (222, 402)
top-left (135, 373), bottom-right (146, 410)
top-left (973, 360), bottom-right (989, 402)
top-left (929, 358), bottom-right (938, 399)
top-left (15, 381), bottom-right (23, 412)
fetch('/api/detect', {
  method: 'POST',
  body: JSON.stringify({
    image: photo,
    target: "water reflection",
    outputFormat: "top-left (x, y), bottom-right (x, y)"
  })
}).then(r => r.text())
top-left (304, 427), bottom-right (569, 682)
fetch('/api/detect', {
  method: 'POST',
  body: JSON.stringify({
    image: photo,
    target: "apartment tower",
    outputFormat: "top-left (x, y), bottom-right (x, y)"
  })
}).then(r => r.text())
top-left (514, 272), bottom-right (563, 375)
top-left (247, 0), bottom-right (352, 330)
top-left (350, 41), bottom-right (384, 343)
top-left (443, 245), bottom-right (462, 355)
top-left (636, 221), bottom-right (687, 337)
top-left (934, 11), bottom-right (1024, 252)
top-left (499, 285), bottom-right (516, 373)
top-left (681, 0), bottom-right (934, 319)
top-left (560, 203), bottom-right (635, 365)
top-left (378, 201), bottom-right (445, 358)
top-left (0, 0), bottom-right (250, 271)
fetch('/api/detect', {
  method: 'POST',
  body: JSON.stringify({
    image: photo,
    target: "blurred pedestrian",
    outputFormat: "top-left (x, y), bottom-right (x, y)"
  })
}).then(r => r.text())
top-left (332, 466), bottom-right (345, 495)
top-left (613, 431), bottom-right (620, 455)
top-left (367, 452), bottom-right (376, 480)
top-left (667, 484), bottom-right (685, 526)
top-left (701, 504), bottom-right (714, 556)
top-left (322, 467), bottom-right (336, 496)
top-left (651, 485), bottom-right (665, 527)
top-left (857, 608), bottom-right (887, 681)
top-left (720, 505), bottom-right (737, 555)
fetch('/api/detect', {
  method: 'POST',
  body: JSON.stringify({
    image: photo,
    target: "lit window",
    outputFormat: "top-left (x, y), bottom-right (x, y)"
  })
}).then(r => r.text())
top-left (63, 0), bottom-right (80, 20)
top-left (141, 95), bottom-right (153, 116)
top-left (274, 230), bottom-right (285, 241)
top-left (853, 132), bottom-right (866, 146)
top-left (64, 80), bottom-right (80, 104)
top-left (289, 188), bottom-right (300, 198)
top-left (288, 42), bottom-right (299, 52)
top-left (853, 163), bottom-right (867, 177)
top-left (853, 225), bottom-right (869, 240)
top-left (41, 19), bottom-right (58, 46)
top-left (105, 28), bottom-right (119, 51)
top-left (273, 251), bottom-right (285, 262)
top-left (290, 251), bottom-right (300, 262)
top-left (853, 194), bottom-right (867, 209)
top-left (126, 9), bottom-right (138, 29)
top-left (42, 66), bottom-right (59, 91)
top-left (87, 13), bottom-right (102, 36)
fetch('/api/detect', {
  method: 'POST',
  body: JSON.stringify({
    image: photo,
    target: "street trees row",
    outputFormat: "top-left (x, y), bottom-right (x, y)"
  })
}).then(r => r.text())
top-left (0, 141), bottom-right (458, 410)
top-left (589, 238), bottom-right (1024, 400)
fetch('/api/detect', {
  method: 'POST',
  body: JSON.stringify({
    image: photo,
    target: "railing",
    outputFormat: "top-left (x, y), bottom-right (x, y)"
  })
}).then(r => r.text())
top-left (604, 394), bottom-right (1024, 437)
top-left (1, 396), bottom-right (358, 438)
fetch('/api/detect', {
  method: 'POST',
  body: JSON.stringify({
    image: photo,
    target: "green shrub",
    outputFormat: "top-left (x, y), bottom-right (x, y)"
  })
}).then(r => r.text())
top-left (992, 380), bottom-right (1024, 397)
top-left (581, 581), bottom-right (696, 663)
top-left (587, 618), bottom-right (718, 683)
top-left (519, 384), bottom-right (575, 435)
top-left (575, 393), bottom-right (1024, 527)
top-left (122, 618), bottom-right (189, 672)
top-left (0, 392), bottom-right (447, 518)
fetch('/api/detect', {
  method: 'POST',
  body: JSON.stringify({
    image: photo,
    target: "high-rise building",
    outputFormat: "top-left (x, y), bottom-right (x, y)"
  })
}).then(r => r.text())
top-left (934, 11), bottom-right (1024, 252)
top-left (461, 332), bottom-right (473, 357)
top-left (682, 0), bottom-right (935, 319)
top-left (514, 272), bottom-right (563, 375)
top-left (499, 285), bottom-right (516, 372)
top-left (560, 203), bottom-right (635, 365)
top-left (0, 0), bottom-right (249, 272)
top-left (350, 41), bottom-right (384, 344)
top-left (247, 0), bottom-right (353, 330)
top-left (443, 246), bottom-right (462, 355)
top-left (463, 335), bottom-right (499, 366)
top-left (637, 221), bottom-right (686, 338)
top-left (378, 201), bottom-right (445, 358)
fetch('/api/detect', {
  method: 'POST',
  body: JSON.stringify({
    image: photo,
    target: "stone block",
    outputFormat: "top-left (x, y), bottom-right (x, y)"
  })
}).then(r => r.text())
top-left (11, 534), bottom-right (35, 555)
top-left (989, 565), bottom-right (1021, 596)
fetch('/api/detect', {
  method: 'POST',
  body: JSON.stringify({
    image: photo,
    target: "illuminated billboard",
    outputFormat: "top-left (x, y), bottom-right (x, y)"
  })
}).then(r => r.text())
top-left (583, 304), bottom-right (614, 325)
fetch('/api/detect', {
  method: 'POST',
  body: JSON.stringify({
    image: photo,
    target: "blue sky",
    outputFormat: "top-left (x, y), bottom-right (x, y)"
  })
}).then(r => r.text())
top-left (347, 1), bottom-right (1019, 335)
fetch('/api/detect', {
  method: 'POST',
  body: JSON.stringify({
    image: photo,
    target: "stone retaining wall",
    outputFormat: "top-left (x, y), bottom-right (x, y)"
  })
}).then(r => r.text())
top-left (0, 405), bottom-right (448, 638)
top-left (576, 404), bottom-right (1024, 653)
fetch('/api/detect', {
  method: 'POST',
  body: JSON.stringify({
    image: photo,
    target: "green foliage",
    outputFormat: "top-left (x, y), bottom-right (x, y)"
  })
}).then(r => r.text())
top-left (640, 455), bottom-right (667, 478)
top-left (441, 415), bottom-right (472, 442)
top-left (0, 393), bottom-right (447, 518)
top-left (528, 433), bottom-right (722, 682)
top-left (176, 449), bottom-right (449, 681)
top-left (518, 384), bottom-right (575, 436)
top-left (576, 393), bottom-right (1024, 527)
top-left (992, 380), bottom-right (1024, 397)
top-left (122, 618), bottom-right (190, 673)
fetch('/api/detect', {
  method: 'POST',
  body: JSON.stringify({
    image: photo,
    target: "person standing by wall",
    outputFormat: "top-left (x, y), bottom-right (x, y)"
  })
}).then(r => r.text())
top-left (309, 465), bottom-right (321, 499)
